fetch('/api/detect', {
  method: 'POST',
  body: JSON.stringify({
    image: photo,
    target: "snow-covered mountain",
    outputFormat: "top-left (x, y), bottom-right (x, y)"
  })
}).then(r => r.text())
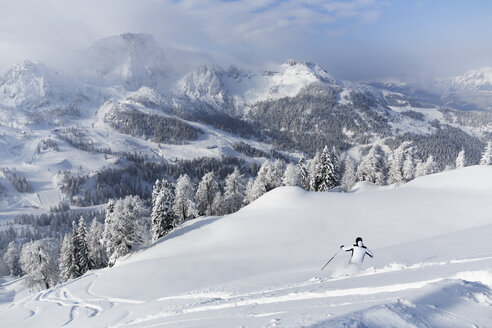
top-left (371, 67), bottom-right (492, 111)
top-left (0, 60), bottom-right (98, 110)
top-left (173, 60), bottom-right (337, 115)
top-left (83, 33), bottom-right (175, 92)
top-left (0, 33), bottom-right (490, 212)
top-left (173, 65), bottom-right (247, 115)
top-left (2, 166), bottom-right (492, 327)
top-left (438, 67), bottom-right (492, 111)
top-left (447, 66), bottom-right (492, 92)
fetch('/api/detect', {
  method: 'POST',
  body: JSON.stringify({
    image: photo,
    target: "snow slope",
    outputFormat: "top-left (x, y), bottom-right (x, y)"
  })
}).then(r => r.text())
top-left (2, 166), bottom-right (492, 327)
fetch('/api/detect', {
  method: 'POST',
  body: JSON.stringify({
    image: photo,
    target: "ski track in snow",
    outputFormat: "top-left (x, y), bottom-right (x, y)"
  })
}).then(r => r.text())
top-left (126, 278), bottom-right (443, 326)
top-left (30, 275), bottom-right (104, 326)
top-left (156, 255), bottom-right (492, 303)
top-left (38, 287), bottom-right (101, 318)
top-left (112, 256), bottom-right (492, 327)
top-left (9, 254), bottom-right (492, 327)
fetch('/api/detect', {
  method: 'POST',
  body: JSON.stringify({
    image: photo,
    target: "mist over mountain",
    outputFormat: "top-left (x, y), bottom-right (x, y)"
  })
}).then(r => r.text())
top-left (80, 33), bottom-right (176, 92)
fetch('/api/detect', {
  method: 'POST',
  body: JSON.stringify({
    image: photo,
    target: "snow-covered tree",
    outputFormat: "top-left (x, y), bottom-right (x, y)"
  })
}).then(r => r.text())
top-left (282, 163), bottom-right (300, 187)
top-left (103, 195), bottom-right (150, 266)
top-left (222, 168), bottom-right (246, 214)
top-left (341, 156), bottom-right (357, 192)
top-left (388, 141), bottom-right (412, 185)
top-left (59, 234), bottom-right (77, 282)
top-left (71, 221), bottom-right (81, 277)
top-left (87, 218), bottom-right (108, 269)
top-left (309, 146), bottom-right (338, 191)
top-left (308, 151), bottom-right (320, 191)
top-left (196, 172), bottom-right (219, 216)
top-left (211, 191), bottom-right (224, 215)
top-left (402, 147), bottom-right (415, 182)
top-left (456, 148), bottom-right (466, 169)
top-left (75, 217), bottom-right (90, 276)
top-left (173, 174), bottom-right (198, 224)
top-left (480, 141), bottom-right (492, 165)
top-left (248, 161), bottom-right (271, 202)
top-left (356, 145), bottom-right (386, 185)
top-left (269, 159), bottom-right (285, 189)
top-left (297, 156), bottom-right (310, 190)
top-left (3, 241), bottom-right (22, 276)
top-left (20, 239), bottom-right (60, 290)
top-left (243, 178), bottom-right (255, 205)
top-left (330, 146), bottom-right (342, 184)
top-left (415, 155), bottom-right (438, 177)
top-left (151, 179), bottom-right (176, 241)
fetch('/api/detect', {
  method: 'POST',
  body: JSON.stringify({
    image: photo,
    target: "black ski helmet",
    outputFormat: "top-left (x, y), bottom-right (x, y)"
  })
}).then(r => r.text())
top-left (355, 237), bottom-right (363, 244)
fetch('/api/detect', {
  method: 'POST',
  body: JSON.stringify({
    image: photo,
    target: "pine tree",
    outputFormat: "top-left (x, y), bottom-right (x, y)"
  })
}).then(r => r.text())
top-left (309, 150), bottom-right (321, 191)
top-left (20, 239), bottom-right (60, 290)
top-left (249, 160), bottom-right (271, 201)
top-left (297, 156), bottom-right (310, 190)
top-left (196, 172), bottom-right (219, 216)
top-left (415, 155), bottom-right (438, 177)
top-left (211, 191), bottom-right (223, 215)
top-left (480, 141), bottom-right (492, 165)
top-left (388, 141), bottom-right (411, 185)
top-left (356, 145), bottom-right (386, 185)
top-left (243, 178), bottom-right (255, 205)
top-left (151, 179), bottom-right (176, 241)
top-left (75, 217), bottom-right (90, 275)
top-left (103, 195), bottom-right (150, 266)
top-left (223, 168), bottom-right (246, 214)
top-left (330, 146), bottom-right (342, 184)
top-left (269, 160), bottom-right (285, 190)
top-left (310, 146), bottom-right (338, 191)
top-left (71, 221), bottom-right (81, 277)
top-left (3, 241), bottom-right (22, 276)
top-left (173, 174), bottom-right (198, 224)
top-left (282, 163), bottom-right (300, 186)
top-left (456, 148), bottom-right (466, 169)
top-left (341, 156), bottom-right (357, 192)
top-left (87, 218), bottom-right (108, 269)
top-left (59, 234), bottom-right (77, 282)
top-left (402, 147), bottom-right (415, 182)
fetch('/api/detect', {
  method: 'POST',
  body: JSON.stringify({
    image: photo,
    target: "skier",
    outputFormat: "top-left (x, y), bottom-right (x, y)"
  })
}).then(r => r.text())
top-left (340, 237), bottom-right (373, 266)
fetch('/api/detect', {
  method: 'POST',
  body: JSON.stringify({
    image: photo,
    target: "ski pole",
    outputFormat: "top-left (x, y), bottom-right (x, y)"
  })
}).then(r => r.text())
top-left (321, 251), bottom-right (338, 271)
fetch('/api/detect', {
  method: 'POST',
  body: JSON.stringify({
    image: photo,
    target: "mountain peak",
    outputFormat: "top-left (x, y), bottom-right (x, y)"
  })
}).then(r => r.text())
top-left (278, 60), bottom-right (333, 83)
top-left (450, 66), bottom-right (492, 91)
top-left (84, 33), bottom-right (175, 91)
top-left (0, 60), bottom-right (75, 109)
top-left (4, 60), bottom-right (56, 79)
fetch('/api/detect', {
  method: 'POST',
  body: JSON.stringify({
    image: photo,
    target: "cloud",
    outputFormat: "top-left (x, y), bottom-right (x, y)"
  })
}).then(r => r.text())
top-left (0, 0), bottom-right (385, 75)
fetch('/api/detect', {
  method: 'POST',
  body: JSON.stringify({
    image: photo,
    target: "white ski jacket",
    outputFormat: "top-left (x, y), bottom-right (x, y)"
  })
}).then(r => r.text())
top-left (343, 241), bottom-right (373, 265)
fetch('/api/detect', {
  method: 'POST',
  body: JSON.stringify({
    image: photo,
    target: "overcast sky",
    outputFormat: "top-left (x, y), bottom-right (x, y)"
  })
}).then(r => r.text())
top-left (1, 0), bottom-right (492, 81)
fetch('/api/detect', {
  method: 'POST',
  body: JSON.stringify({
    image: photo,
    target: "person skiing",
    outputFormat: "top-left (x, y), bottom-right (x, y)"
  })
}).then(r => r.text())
top-left (340, 237), bottom-right (373, 266)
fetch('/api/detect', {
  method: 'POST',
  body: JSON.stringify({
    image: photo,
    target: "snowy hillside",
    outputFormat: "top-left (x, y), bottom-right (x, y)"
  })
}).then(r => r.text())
top-left (2, 166), bottom-right (492, 327)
